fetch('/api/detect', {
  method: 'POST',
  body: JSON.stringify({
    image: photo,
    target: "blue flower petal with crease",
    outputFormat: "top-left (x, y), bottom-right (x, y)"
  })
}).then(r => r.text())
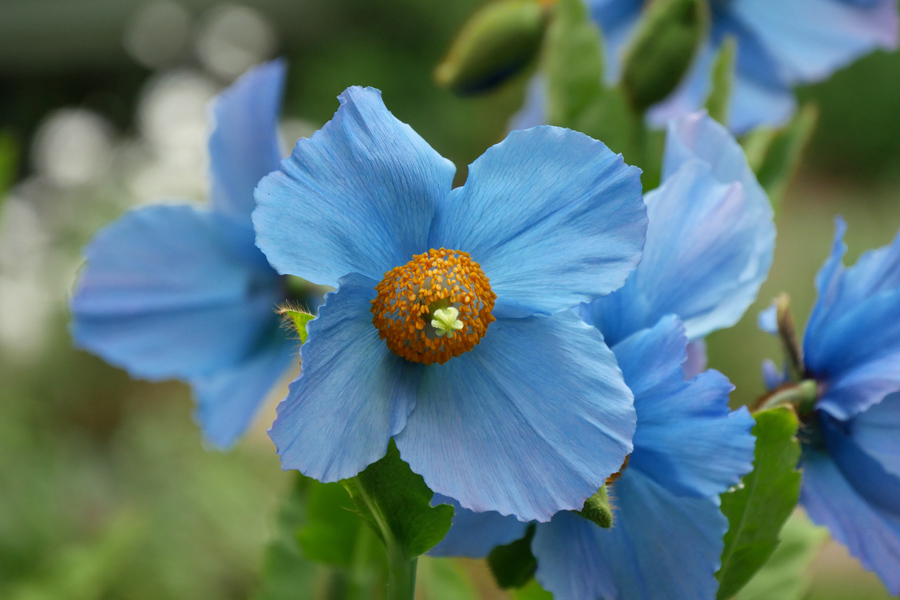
top-left (71, 61), bottom-right (296, 448)
top-left (395, 311), bottom-right (635, 522)
top-left (583, 112), bottom-right (774, 345)
top-left (254, 87), bottom-right (456, 288)
top-left (269, 274), bottom-right (422, 482)
top-left (851, 393), bottom-right (900, 479)
top-left (429, 126), bottom-right (645, 319)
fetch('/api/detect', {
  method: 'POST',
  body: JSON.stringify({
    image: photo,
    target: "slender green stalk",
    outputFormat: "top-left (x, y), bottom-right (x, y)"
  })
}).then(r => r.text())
top-left (387, 551), bottom-right (417, 600)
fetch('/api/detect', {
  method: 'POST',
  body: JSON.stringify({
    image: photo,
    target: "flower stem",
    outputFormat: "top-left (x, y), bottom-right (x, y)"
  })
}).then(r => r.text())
top-left (387, 551), bottom-right (417, 600)
top-left (755, 379), bottom-right (819, 414)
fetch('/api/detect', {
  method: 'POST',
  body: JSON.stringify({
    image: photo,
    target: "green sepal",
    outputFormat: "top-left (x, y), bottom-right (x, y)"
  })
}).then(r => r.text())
top-left (343, 442), bottom-right (454, 560)
top-left (705, 36), bottom-right (737, 125)
top-left (621, 0), bottom-right (708, 113)
top-left (487, 524), bottom-right (537, 589)
top-left (435, 0), bottom-right (548, 95)
top-left (575, 485), bottom-right (613, 529)
top-left (753, 104), bottom-right (819, 214)
top-left (716, 407), bottom-right (802, 599)
top-left (734, 513), bottom-right (828, 600)
top-left (278, 305), bottom-right (314, 344)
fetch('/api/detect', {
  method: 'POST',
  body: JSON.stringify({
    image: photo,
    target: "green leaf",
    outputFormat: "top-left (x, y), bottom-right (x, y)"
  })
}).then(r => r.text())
top-left (705, 36), bottom-right (737, 125)
top-left (487, 524), bottom-right (537, 589)
top-left (716, 407), bottom-right (802, 599)
top-left (621, 0), bottom-right (708, 113)
top-left (512, 579), bottom-right (554, 600)
top-left (415, 557), bottom-right (479, 600)
top-left (734, 513), bottom-right (828, 600)
top-left (344, 442), bottom-right (454, 560)
top-left (435, 0), bottom-right (547, 95)
top-left (544, 0), bottom-right (605, 127)
top-left (278, 306), bottom-right (315, 344)
top-left (754, 104), bottom-right (819, 213)
top-left (297, 481), bottom-right (373, 567)
top-left (0, 131), bottom-right (19, 203)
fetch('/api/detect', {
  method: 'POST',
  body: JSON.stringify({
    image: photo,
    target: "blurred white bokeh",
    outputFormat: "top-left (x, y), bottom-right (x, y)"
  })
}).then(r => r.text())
top-left (124, 1), bottom-right (192, 69)
top-left (195, 4), bottom-right (277, 81)
top-left (31, 108), bottom-right (115, 188)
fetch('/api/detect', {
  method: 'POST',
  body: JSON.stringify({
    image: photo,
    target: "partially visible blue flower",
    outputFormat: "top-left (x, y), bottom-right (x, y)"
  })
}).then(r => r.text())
top-left (430, 316), bottom-right (756, 600)
top-left (514, 0), bottom-right (899, 133)
top-left (70, 61), bottom-right (298, 448)
top-left (580, 110), bottom-right (775, 371)
top-left (760, 218), bottom-right (900, 594)
top-left (253, 86), bottom-right (648, 522)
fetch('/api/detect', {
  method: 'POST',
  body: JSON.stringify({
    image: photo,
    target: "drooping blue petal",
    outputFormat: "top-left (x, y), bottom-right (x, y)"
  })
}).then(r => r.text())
top-left (430, 126), bottom-right (646, 319)
top-left (801, 439), bottom-right (900, 595)
top-left (758, 304), bottom-right (778, 335)
top-left (851, 393), bottom-right (900, 479)
top-left (586, 0), bottom-right (643, 83)
top-left (613, 316), bottom-right (756, 497)
top-left (732, 0), bottom-right (899, 85)
top-left (532, 470), bottom-right (727, 600)
top-left (254, 86), bottom-right (456, 288)
top-left (805, 220), bottom-right (900, 420)
top-left (584, 160), bottom-right (770, 345)
top-left (727, 70), bottom-right (796, 134)
top-left (683, 339), bottom-right (708, 379)
top-left (427, 494), bottom-right (529, 558)
top-left (70, 204), bottom-right (282, 381)
top-left (209, 59), bottom-right (286, 222)
top-left (762, 359), bottom-right (789, 391)
top-left (191, 327), bottom-right (296, 449)
top-left (396, 311), bottom-right (636, 522)
top-left (269, 273), bottom-right (421, 482)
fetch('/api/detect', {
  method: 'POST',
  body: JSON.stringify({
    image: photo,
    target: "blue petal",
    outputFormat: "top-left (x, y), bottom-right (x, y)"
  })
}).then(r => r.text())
top-left (427, 494), bottom-right (529, 558)
top-left (269, 273), bottom-right (422, 481)
top-left (586, 0), bottom-right (643, 83)
top-left (585, 158), bottom-right (772, 345)
top-left (762, 359), bottom-right (789, 391)
top-left (532, 470), bottom-right (727, 600)
top-left (683, 339), bottom-right (708, 379)
top-left (758, 303), bottom-right (778, 335)
top-left (70, 204), bottom-right (282, 381)
top-left (727, 70), bottom-right (796, 134)
top-left (851, 393), bottom-right (900, 479)
top-left (395, 311), bottom-right (636, 522)
top-left (430, 126), bottom-right (646, 319)
top-left (731, 0), bottom-right (899, 85)
top-left (254, 87), bottom-right (456, 287)
top-left (209, 60), bottom-right (286, 222)
top-left (801, 441), bottom-right (900, 595)
top-left (613, 316), bottom-right (756, 497)
top-left (191, 329), bottom-right (296, 449)
top-left (805, 220), bottom-right (900, 419)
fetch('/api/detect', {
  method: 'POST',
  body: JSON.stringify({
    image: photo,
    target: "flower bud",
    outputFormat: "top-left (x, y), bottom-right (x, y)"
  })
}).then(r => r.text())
top-left (576, 485), bottom-right (614, 529)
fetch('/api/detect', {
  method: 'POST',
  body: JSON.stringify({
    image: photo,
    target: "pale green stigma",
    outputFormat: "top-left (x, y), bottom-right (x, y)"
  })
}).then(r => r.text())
top-left (431, 307), bottom-right (464, 338)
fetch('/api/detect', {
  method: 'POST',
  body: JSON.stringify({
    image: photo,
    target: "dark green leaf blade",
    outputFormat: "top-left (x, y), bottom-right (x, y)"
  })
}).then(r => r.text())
top-left (344, 442), bottom-right (454, 559)
top-left (487, 524), bottom-right (537, 589)
top-left (705, 36), bottom-right (737, 125)
top-left (716, 407), bottom-right (802, 599)
top-left (754, 104), bottom-right (819, 213)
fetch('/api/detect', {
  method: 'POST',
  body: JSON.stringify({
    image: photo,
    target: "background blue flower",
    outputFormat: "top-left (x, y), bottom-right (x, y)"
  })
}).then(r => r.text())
top-left (584, 0), bottom-right (899, 132)
top-left (70, 61), bottom-right (297, 448)
top-left (430, 316), bottom-right (755, 600)
top-left (761, 218), bottom-right (900, 594)
top-left (254, 85), bottom-right (648, 522)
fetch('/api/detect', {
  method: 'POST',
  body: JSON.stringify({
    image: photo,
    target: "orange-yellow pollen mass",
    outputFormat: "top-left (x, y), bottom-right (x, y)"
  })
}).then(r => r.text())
top-left (371, 248), bottom-right (496, 365)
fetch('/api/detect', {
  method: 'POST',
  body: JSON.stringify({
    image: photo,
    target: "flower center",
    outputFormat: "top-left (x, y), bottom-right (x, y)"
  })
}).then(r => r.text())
top-left (371, 248), bottom-right (496, 365)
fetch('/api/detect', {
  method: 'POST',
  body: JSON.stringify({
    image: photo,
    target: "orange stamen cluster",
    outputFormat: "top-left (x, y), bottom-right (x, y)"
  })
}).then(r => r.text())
top-left (371, 248), bottom-right (496, 365)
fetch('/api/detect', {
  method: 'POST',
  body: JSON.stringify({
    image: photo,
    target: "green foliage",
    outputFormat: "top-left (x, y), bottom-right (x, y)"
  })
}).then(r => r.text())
top-left (717, 407), bottom-right (803, 599)
top-left (344, 442), bottom-right (454, 561)
top-left (435, 0), bottom-right (547, 95)
top-left (575, 485), bottom-right (613, 529)
top-left (621, 0), bottom-right (708, 113)
top-left (416, 557), bottom-right (479, 600)
top-left (754, 104), bottom-right (820, 213)
top-left (0, 131), bottom-right (17, 200)
top-left (735, 513), bottom-right (828, 600)
top-left (278, 306), bottom-right (315, 344)
top-left (705, 37), bottom-right (737, 126)
top-left (487, 525), bottom-right (537, 589)
top-left (512, 579), bottom-right (554, 600)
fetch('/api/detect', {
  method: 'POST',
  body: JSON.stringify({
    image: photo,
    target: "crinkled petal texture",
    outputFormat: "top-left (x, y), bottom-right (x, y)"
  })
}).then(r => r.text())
top-left (191, 325), bottom-right (296, 448)
top-left (71, 204), bottom-right (283, 381)
top-left (209, 59), bottom-right (286, 222)
top-left (395, 310), bottom-right (636, 522)
top-left (269, 273), bottom-right (421, 482)
top-left (801, 413), bottom-right (900, 595)
top-left (852, 393), bottom-right (900, 479)
top-left (427, 494), bottom-right (529, 558)
top-left (429, 126), bottom-right (645, 319)
top-left (583, 113), bottom-right (773, 345)
top-left (532, 474), bottom-right (727, 600)
top-left (254, 86), bottom-right (456, 288)
top-left (804, 219), bottom-right (900, 420)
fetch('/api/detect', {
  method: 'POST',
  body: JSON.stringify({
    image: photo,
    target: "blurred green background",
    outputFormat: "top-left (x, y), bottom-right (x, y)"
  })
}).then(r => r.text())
top-left (0, 0), bottom-right (898, 598)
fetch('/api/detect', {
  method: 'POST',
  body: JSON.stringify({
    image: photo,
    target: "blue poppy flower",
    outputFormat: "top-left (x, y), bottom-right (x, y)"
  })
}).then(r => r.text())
top-left (759, 218), bottom-right (900, 594)
top-left (252, 86), bottom-right (648, 522)
top-left (515, 0), bottom-right (898, 133)
top-left (70, 61), bottom-right (298, 448)
top-left (580, 110), bottom-right (775, 373)
top-left (430, 316), bottom-right (756, 600)
top-left (597, 0), bottom-right (898, 132)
